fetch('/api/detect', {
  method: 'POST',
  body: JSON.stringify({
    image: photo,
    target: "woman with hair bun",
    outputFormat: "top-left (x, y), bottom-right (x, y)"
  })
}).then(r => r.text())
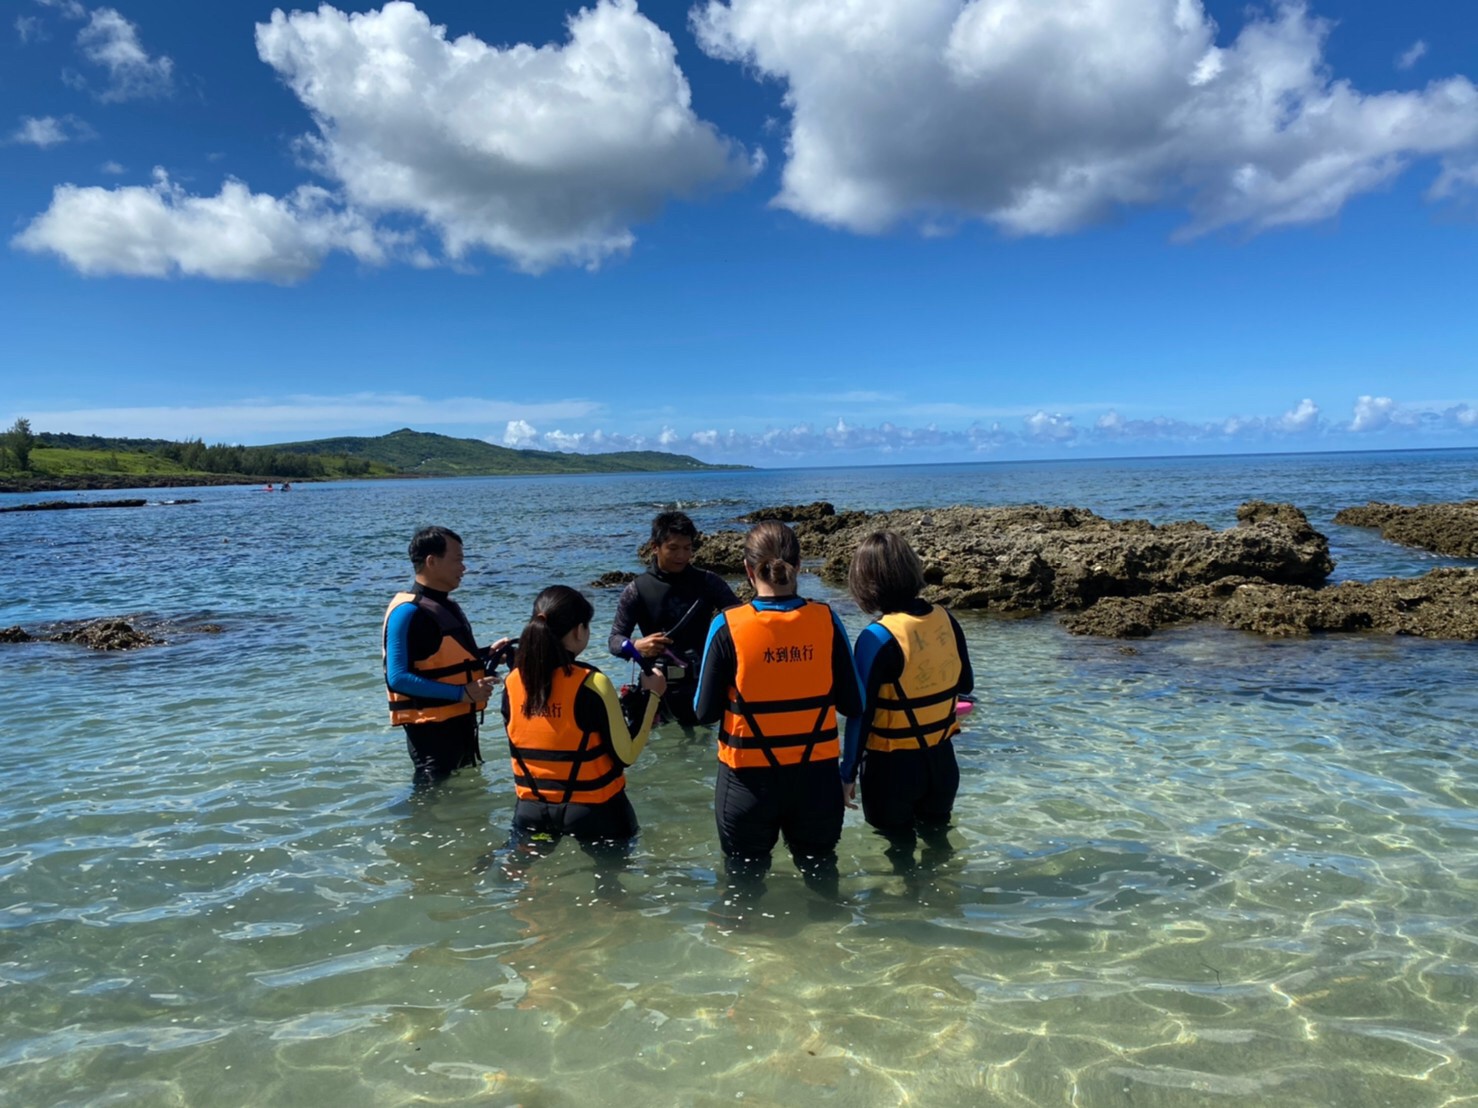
top-left (501, 585), bottom-right (666, 849)
top-left (844, 531), bottom-right (973, 864)
top-left (693, 521), bottom-right (863, 884)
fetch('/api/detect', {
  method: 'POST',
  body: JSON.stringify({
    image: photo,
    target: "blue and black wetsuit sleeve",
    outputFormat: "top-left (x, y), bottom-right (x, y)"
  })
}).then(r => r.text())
top-left (692, 612), bottom-right (736, 725)
top-left (841, 622), bottom-right (900, 782)
top-left (948, 610), bottom-right (974, 696)
top-left (385, 603), bottom-right (463, 702)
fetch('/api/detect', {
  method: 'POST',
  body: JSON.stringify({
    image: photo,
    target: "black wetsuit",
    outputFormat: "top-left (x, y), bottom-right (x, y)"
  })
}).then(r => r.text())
top-left (607, 562), bottom-right (739, 727)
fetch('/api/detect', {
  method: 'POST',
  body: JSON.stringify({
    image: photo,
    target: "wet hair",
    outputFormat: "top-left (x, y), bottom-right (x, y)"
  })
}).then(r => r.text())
top-left (409, 526), bottom-right (462, 572)
top-left (651, 511), bottom-right (699, 547)
top-left (743, 520), bottom-right (800, 593)
top-left (515, 585), bottom-right (595, 717)
top-left (848, 530), bottom-right (927, 614)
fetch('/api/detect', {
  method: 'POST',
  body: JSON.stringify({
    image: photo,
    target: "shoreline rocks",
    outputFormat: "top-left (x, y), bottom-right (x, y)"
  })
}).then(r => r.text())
top-left (699, 500), bottom-right (1333, 607)
top-left (0, 498), bottom-right (201, 513)
top-left (1334, 501), bottom-right (1478, 558)
top-left (672, 501), bottom-right (1476, 641)
top-left (0, 616), bottom-right (226, 651)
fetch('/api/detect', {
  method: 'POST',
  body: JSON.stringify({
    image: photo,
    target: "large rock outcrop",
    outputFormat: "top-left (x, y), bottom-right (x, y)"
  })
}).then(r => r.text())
top-left (623, 501), bottom-right (1478, 640)
top-left (1334, 501), bottom-right (1478, 557)
top-left (695, 500), bottom-right (1333, 615)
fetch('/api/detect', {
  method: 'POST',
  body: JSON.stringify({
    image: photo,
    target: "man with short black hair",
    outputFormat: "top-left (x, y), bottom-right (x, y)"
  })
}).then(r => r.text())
top-left (608, 511), bottom-right (739, 730)
top-left (383, 526), bottom-right (499, 784)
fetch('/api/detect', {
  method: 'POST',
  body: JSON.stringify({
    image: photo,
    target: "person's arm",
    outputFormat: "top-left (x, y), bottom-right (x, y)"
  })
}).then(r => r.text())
top-left (706, 569), bottom-right (740, 611)
top-left (607, 581), bottom-right (643, 657)
top-left (947, 610), bottom-right (974, 696)
top-left (580, 668), bottom-right (665, 766)
top-left (691, 612), bottom-right (736, 725)
top-left (841, 623), bottom-right (897, 783)
top-left (385, 604), bottom-right (465, 702)
top-left (829, 608), bottom-right (865, 720)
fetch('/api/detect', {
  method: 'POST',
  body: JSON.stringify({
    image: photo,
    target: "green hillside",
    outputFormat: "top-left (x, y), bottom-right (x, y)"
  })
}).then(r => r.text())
top-left (1, 427), bottom-right (744, 492)
top-left (271, 428), bottom-right (742, 475)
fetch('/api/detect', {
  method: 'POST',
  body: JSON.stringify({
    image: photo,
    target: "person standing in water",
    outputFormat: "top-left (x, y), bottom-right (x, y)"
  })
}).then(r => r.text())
top-left (608, 511), bottom-right (739, 730)
top-left (503, 586), bottom-right (666, 850)
top-left (844, 530), bottom-right (974, 869)
top-left (383, 526), bottom-right (500, 785)
top-left (693, 521), bottom-right (863, 887)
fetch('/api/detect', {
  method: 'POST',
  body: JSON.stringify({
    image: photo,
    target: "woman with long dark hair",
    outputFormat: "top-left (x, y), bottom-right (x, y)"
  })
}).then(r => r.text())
top-left (693, 521), bottom-right (863, 884)
top-left (501, 585), bottom-right (665, 847)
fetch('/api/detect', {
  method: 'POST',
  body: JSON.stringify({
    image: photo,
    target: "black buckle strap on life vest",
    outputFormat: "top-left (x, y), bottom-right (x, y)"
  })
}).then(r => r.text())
top-left (875, 687), bottom-right (956, 712)
top-left (559, 729), bottom-right (596, 805)
top-left (893, 678), bottom-right (931, 751)
top-left (510, 747), bottom-right (546, 803)
top-left (799, 680), bottom-right (836, 763)
top-left (725, 690), bottom-right (784, 770)
top-left (725, 691), bottom-right (836, 716)
top-left (873, 679), bottom-right (957, 748)
top-left (416, 657), bottom-right (482, 681)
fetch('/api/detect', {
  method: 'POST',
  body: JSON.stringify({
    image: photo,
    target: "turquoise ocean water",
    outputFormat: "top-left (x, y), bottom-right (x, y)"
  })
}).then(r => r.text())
top-left (1, 449), bottom-right (1475, 1106)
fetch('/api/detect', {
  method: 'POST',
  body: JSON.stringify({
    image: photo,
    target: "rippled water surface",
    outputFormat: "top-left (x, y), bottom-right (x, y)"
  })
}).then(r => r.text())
top-left (2, 450), bottom-right (1476, 1106)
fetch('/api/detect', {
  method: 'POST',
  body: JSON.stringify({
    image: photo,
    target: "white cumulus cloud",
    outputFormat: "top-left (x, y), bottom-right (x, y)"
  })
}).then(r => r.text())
top-left (694, 0), bottom-right (1478, 238)
top-left (77, 7), bottom-right (173, 101)
top-left (12, 169), bottom-right (390, 282)
top-left (254, 0), bottom-right (753, 273)
top-left (1397, 40), bottom-right (1428, 71)
top-left (1350, 394), bottom-right (1396, 432)
top-left (502, 419), bottom-right (539, 447)
top-left (1278, 397), bottom-right (1320, 432)
top-left (1025, 410), bottom-right (1077, 442)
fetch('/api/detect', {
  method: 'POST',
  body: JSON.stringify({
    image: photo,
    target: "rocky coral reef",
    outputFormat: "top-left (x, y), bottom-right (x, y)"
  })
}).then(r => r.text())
top-left (672, 501), bottom-right (1477, 640)
top-left (0, 616), bottom-right (225, 651)
top-left (1334, 500), bottom-right (1478, 557)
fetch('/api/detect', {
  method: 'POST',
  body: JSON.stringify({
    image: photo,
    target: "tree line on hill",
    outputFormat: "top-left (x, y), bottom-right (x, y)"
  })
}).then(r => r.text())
top-left (150, 438), bottom-right (373, 478)
top-left (1, 422), bottom-right (375, 478)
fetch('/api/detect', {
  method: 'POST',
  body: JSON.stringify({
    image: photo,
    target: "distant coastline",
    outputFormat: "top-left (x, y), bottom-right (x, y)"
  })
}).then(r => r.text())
top-left (0, 426), bottom-right (749, 494)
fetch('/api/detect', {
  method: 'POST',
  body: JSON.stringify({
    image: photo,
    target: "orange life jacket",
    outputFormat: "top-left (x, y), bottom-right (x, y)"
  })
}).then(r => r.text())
top-left (382, 589), bottom-right (484, 726)
top-left (718, 600), bottom-right (840, 769)
top-left (864, 606), bottom-right (962, 753)
top-left (505, 661), bottom-right (626, 805)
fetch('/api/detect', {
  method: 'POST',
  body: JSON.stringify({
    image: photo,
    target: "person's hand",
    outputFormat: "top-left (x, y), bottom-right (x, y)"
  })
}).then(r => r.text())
top-left (640, 669), bottom-right (667, 697)
top-left (635, 633), bottom-right (671, 659)
top-left (464, 677), bottom-right (495, 705)
top-left (841, 780), bottom-right (858, 810)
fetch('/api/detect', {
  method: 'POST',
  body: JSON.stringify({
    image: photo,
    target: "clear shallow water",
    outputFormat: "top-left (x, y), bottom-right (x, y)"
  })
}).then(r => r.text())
top-left (1, 450), bottom-right (1475, 1107)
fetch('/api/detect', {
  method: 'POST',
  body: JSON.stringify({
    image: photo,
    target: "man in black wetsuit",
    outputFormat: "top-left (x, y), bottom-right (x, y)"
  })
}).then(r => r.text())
top-left (608, 511), bottom-right (739, 730)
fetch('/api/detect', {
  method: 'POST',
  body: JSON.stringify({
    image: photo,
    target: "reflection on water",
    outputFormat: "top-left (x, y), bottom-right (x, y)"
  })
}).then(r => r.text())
top-left (2, 454), bottom-right (1476, 1105)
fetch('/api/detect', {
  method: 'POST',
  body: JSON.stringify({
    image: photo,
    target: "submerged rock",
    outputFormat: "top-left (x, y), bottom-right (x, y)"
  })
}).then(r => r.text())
top-left (47, 618), bottom-right (161, 650)
top-left (0, 498), bottom-right (147, 513)
top-left (1334, 501), bottom-right (1478, 558)
top-left (1, 615), bottom-right (227, 650)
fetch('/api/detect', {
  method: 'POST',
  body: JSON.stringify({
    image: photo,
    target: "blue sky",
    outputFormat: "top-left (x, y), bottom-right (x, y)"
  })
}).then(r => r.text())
top-left (4, 0), bottom-right (1476, 466)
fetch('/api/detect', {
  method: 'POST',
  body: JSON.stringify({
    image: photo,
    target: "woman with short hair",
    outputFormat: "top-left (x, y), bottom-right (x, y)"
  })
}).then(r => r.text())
top-left (844, 530), bottom-right (974, 852)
